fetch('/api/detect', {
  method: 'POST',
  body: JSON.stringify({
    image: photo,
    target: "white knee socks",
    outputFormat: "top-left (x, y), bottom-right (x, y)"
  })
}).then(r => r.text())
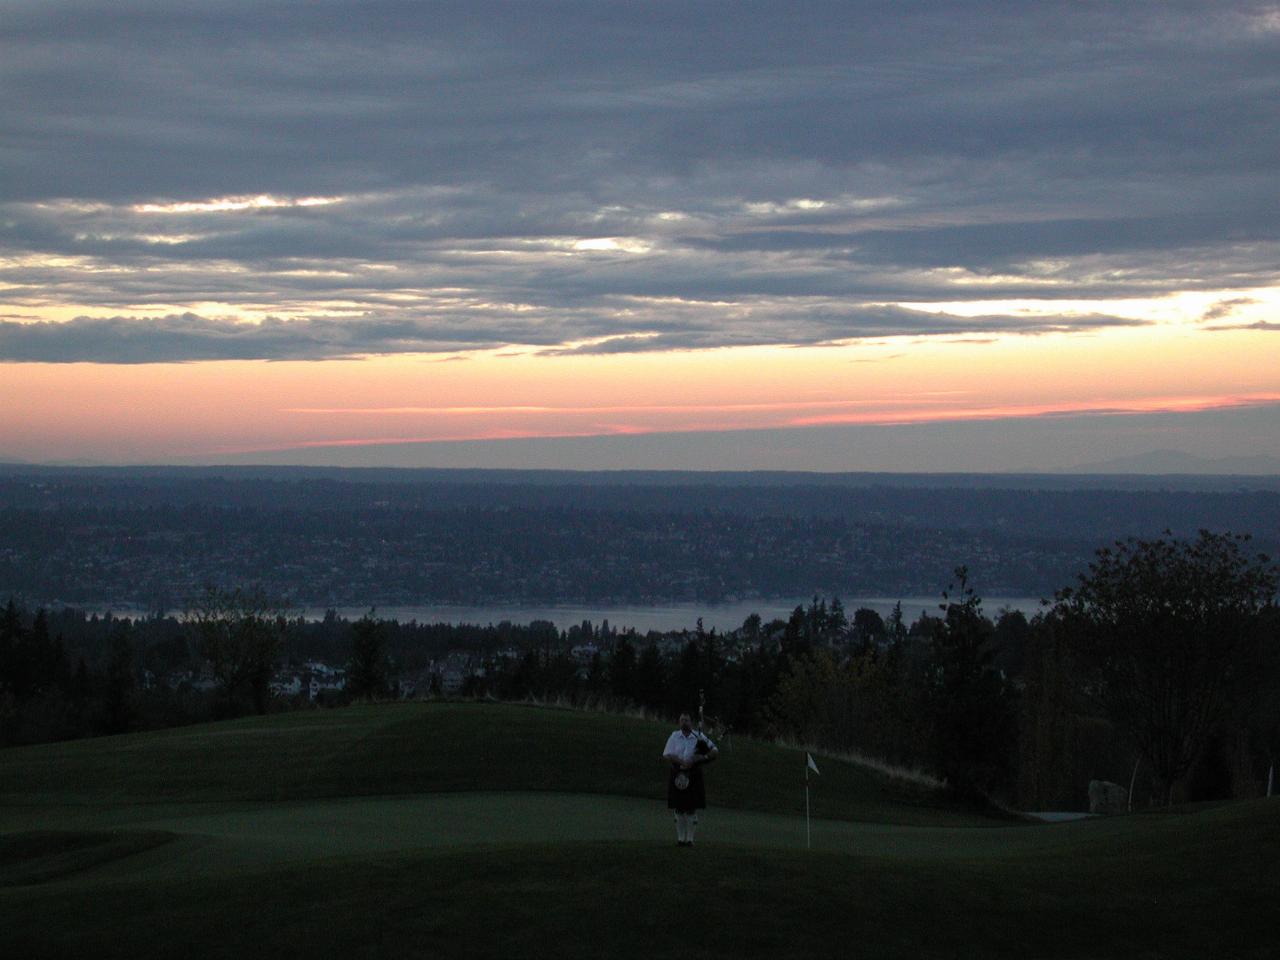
top-left (674, 813), bottom-right (699, 844)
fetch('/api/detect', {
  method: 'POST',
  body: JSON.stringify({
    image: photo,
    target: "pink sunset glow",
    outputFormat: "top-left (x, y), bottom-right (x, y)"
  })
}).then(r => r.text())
top-left (5, 323), bottom-right (1278, 467)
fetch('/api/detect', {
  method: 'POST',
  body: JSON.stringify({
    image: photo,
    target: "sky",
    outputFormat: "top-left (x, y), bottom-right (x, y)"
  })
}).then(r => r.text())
top-left (2, 0), bottom-right (1278, 471)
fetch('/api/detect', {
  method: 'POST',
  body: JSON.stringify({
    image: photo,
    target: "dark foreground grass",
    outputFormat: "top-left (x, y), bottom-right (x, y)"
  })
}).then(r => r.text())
top-left (0, 701), bottom-right (985, 825)
top-left (0, 830), bottom-right (175, 887)
top-left (2, 801), bottom-right (1276, 960)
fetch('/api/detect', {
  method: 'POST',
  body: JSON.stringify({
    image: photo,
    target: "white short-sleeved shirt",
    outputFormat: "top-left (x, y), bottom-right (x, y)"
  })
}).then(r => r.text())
top-left (663, 729), bottom-right (717, 764)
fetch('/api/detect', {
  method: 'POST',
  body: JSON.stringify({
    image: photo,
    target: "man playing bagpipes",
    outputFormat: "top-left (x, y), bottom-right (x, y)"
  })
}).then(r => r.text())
top-left (662, 711), bottom-right (718, 847)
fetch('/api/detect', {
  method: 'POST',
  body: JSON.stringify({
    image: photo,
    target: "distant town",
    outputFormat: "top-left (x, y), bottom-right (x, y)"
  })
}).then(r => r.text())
top-left (4, 467), bottom-right (1276, 613)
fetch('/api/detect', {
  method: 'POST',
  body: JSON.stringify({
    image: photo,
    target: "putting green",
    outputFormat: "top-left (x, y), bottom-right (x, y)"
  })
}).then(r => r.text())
top-left (1, 790), bottom-right (1113, 885)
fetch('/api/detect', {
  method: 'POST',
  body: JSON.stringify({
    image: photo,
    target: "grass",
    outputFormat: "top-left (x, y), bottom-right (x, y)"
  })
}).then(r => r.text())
top-left (4, 803), bottom-right (1278, 960)
top-left (1, 701), bottom-right (1277, 959)
top-left (0, 700), bottom-right (987, 825)
top-left (0, 830), bottom-right (175, 887)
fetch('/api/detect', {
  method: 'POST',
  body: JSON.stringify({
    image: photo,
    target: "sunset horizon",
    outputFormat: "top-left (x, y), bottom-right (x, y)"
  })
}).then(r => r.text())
top-left (3, 2), bottom-right (1278, 472)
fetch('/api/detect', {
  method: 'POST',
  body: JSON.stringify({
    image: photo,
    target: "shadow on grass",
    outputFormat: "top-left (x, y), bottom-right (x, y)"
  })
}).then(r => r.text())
top-left (0, 830), bottom-right (177, 887)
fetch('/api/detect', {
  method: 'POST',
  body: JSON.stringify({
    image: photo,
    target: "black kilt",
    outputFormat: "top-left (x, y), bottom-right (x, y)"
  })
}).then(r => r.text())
top-left (667, 763), bottom-right (706, 812)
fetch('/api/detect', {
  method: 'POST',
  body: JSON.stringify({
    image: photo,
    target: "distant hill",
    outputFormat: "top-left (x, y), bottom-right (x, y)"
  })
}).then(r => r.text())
top-left (5, 460), bottom-right (1280, 491)
top-left (1067, 449), bottom-right (1280, 475)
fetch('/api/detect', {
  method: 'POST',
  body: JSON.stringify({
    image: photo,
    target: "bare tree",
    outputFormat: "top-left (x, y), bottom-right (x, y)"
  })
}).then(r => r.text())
top-left (1053, 530), bottom-right (1277, 805)
top-left (184, 585), bottom-right (287, 715)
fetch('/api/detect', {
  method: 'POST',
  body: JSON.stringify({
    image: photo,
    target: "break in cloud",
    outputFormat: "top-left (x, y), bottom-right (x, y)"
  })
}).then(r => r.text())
top-left (1, 1), bottom-right (1278, 361)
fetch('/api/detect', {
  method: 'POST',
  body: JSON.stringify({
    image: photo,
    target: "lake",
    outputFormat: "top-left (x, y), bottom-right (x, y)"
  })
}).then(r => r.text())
top-left (296, 596), bottom-right (1048, 633)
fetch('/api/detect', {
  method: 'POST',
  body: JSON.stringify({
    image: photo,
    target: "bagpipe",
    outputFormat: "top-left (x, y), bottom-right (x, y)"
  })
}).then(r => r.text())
top-left (693, 734), bottom-right (716, 762)
top-left (671, 733), bottom-right (715, 792)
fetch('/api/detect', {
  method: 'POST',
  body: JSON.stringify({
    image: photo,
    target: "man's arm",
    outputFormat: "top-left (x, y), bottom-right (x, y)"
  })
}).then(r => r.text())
top-left (662, 733), bottom-right (691, 768)
top-left (662, 732), bottom-right (680, 765)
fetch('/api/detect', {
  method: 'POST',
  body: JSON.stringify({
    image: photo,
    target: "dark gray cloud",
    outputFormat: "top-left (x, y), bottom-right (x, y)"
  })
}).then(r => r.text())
top-left (1, 1), bottom-right (1277, 360)
top-left (0, 313), bottom-right (563, 363)
top-left (535, 306), bottom-right (1145, 357)
top-left (1211, 321), bottom-right (1280, 332)
top-left (0, 303), bottom-right (1144, 363)
top-left (1201, 298), bottom-right (1258, 322)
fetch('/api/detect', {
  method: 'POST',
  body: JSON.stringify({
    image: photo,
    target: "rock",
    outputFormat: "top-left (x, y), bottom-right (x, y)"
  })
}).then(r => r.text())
top-left (1088, 779), bottom-right (1128, 815)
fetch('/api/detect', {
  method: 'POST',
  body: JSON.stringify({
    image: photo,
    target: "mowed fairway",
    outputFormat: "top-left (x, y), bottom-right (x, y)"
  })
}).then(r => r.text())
top-left (1, 703), bottom-right (1276, 959)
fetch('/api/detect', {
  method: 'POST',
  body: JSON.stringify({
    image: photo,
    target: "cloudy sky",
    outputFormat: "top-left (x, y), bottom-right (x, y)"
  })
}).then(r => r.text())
top-left (2, 0), bottom-right (1278, 470)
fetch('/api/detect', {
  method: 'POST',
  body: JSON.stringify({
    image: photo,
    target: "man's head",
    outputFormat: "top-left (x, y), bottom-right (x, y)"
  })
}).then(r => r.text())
top-left (679, 712), bottom-right (693, 734)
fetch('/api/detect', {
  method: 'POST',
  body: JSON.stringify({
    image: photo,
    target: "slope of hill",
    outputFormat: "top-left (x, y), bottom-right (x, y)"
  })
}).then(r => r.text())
top-left (0, 701), bottom-right (975, 825)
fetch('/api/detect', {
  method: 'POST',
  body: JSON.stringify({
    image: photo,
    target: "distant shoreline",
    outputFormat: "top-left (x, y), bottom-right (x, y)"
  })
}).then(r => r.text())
top-left (58, 596), bottom-right (1047, 634)
top-left (4, 461), bottom-right (1278, 492)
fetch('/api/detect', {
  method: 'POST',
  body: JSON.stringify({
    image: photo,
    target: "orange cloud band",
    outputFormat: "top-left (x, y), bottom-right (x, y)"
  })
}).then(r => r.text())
top-left (204, 390), bottom-right (1280, 455)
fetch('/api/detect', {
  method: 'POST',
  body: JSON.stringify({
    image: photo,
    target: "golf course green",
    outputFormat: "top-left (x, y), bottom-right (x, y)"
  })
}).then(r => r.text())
top-left (1, 702), bottom-right (1276, 958)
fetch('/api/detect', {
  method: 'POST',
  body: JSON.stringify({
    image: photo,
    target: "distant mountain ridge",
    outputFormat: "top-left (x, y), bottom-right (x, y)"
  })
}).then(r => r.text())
top-left (1067, 449), bottom-right (1280, 475)
top-left (4, 460), bottom-right (1280, 491)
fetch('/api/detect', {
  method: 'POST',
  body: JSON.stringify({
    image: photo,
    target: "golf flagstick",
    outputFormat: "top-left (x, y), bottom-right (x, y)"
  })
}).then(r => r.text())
top-left (805, 753), bottom-right (820, 848)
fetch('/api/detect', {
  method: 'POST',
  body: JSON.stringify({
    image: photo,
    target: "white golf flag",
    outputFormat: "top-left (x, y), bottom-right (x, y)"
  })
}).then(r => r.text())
top-left (806, 753), bottom-right (820, 775)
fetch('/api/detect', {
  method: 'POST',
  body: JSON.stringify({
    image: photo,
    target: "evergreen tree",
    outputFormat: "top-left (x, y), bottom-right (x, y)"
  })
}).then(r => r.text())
top-left (828, 596), bottom-right (848, 644)
top-left (886, 601), bottom-right (907, 645)
top-left (608, 635), bottom-right (637, 703)
top-left (29, 609), bottom-right (69, 697)
top-left (634, 643), bottom-right (666, 711)
top-left (102, 627), bottom-right (136, 735)
top-left (347, 611), bottom-right (390, 700)
top-left (585, 651), bottom-right (606, 694)
top-left (851, 607), bottom-right (887, 652)
top-left (0, 599), bottom-right (29, 702)
top-left (925, 568), bottom-right (1018, 799)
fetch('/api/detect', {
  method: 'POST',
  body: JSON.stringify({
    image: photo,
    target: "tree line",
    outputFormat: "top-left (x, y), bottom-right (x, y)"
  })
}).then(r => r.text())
top-left (2, 529), bottom-right (1276, 809)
